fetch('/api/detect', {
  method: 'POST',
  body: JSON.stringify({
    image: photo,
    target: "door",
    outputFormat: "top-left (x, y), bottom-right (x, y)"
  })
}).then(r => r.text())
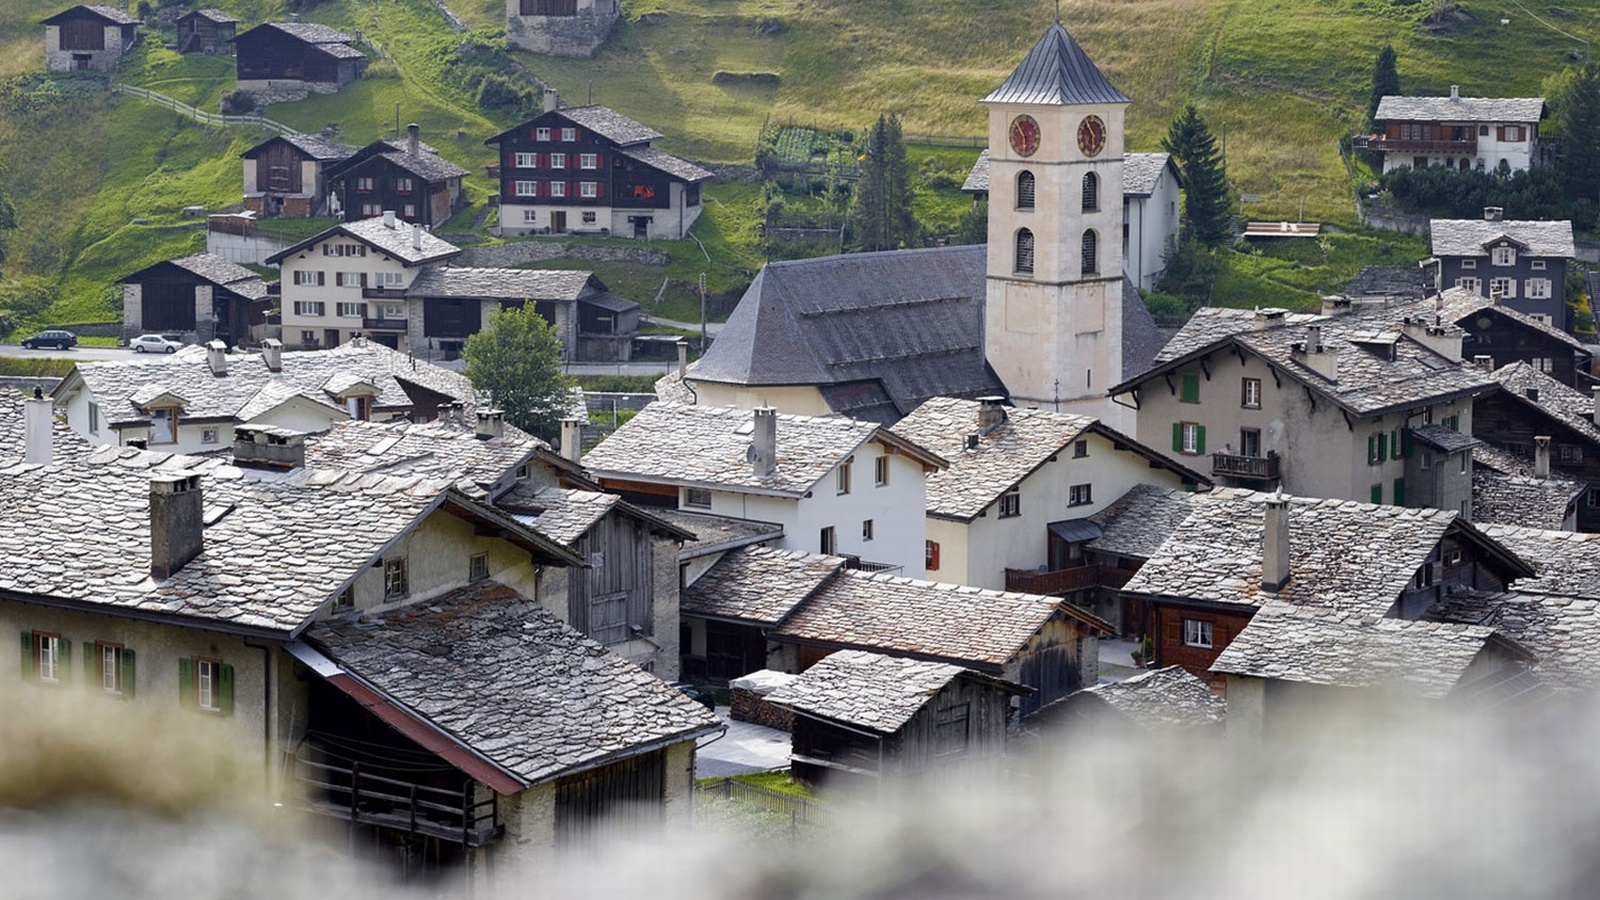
top-left (551, 211), bottom-right (567, 234)
top-left (324, 329), bottom-right (340, 348)
top-left (633, 216), bottom-right (651, 238)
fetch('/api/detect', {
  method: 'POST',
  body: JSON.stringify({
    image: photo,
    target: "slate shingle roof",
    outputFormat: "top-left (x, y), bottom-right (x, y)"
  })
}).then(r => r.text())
top-left (405, 267), bottom-right (596, 301)
top-left (680, 546), bottom-right (844, 624)
top-left (1122, 152), bottom-right (1177, 196)
top-left (368, 149), bottom-right (471, 183)
top-left (1374, 95), bottom-right (1545, 124)
top-left (764, 650), bottom-right (974, 734)
top-left (44, 5), bottom-right (140, 25)
top-left (581, 402), bottom-right (890, 496)
top-left (309, 581), bottom-right (719, 785)
top-left (0, 389), bottom-right (91, 462)
top-left (1412, 423), bottom-right (1479, 453)
top-left (653, 509), bottom-right (783, 560)
top-left (126, 252), bottom-right (270, 301)
top-left (267, 217), bottom-right (462, 267)
top-left (1086, 484), bottom-right (1198, 560)
top-left (1334, 287), bottom-right (1587, 354)
top-left (1430, 219), bottom-right (1575, 258)
top-left (981, 21), bottom-right (1130, 106)
top-left (242, 133), bottom-right (351, 162)
top-left (299, 418), bottom-right (543, 494)
top-left (192, 8), bottom-right (237, 23)
top-left (1476, 525), bottom-right (1600, 599)
top-left (1468, 592), bottom-right (1600, 693)
top-left (1489, 361), bottom-right (1600, 447)
top-left (260, 21), bottom-right (358, 45)
top-left (1210, 601), bottom-right (1503, 699)
top-left (618, 146), bottom-right (712, 183)
top-left (1071, 665), bottom-right (1226, 729)
top-left (961, 149), bottom-right (990, 193)
top-left (1472, 469), bottom-right (1582, 531)
top-left (509, 488), bottom-right (620, 545)
top-left (555, 105), bottom-right (663, 146)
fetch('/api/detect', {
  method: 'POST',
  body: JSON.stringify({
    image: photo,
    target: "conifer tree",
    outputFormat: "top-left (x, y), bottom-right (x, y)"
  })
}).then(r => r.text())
top-left (1368, 44), bottom-right (1400, 131)
top-left (1550, 62), bottom-right (1600, 210)
top-left (1162, 105), bottom-right (1232, 248)
top-left (850, 114), bottom-right (919, 251)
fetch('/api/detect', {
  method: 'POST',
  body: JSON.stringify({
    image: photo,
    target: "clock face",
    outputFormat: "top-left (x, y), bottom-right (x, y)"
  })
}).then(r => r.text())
top-left (1009, 115), bottom-right (1041, 158)
top-left (1077, 115), bottom-right (1107, 157)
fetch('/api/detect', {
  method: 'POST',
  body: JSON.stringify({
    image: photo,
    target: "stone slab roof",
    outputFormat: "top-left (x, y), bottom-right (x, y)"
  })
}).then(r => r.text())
top-left (299, 418), bottom-right (542, 494)
top-left (509, 488), bottom-right (619, 545)
top-left (556, 105), bottom-right (662, 146)
top-left (1466, 592), bottom-right (1600, 693)
top-left (1429, 219), bottom-right (1575, 258)
top-left (405, 267), bottom-right (595, 302)
top-left (618, 146), bottom-right (712, 183)
top-left (1086, 484), bottom-right (1199, 560)
top-left (268, 217), bottom-right (461, 267)
top-left (765, 649), bottom-right (974, 734)
top-left (1122, 152), bottom-right (1178, 196)
top-left (962, 149), bottom-right (990, 193)
top-left (1472, 468), bottom-right (1582, 531)
top-left (1210, 601), bottom-right (1502, 699)
top-left (316, 41), bottom-right (367, 60)
top-left (44, 5), bottom-right (140, 25)
top-left (1345, 288), bottom-right (1587, 354)
top-left (1490, 362), bottom-right (1600, 448)
top-left (62, 339), bottom-right (481, 429)
top-left (242, 133), bottom-right (351, 162)
top-left (654, 510), bottom-right (783, 560)
top-left (892, 397), bottom-right (1096, 520)
top-left (309, 581), bottom-right (718, 786)
top-left (0, 389), bottom-right (92, 463)
top-left (1374, 95), bottom-right (1545, 124)
top-left (581, 402), bottom-right (889, 497)
top-left (1476, 525), bottom-right (1600, 599)
top-left (1472, 442), bottom-right (1535, 475)
top-left (1411, 423), bottom-right (1480, 453)
top-left (651, 369), bottom-right (696, 405)
top-left (680, 546), bottom-right (844, 624)
top-left (128, 253), bottom-right (267, 302)
top-left (191, 8), bottom-right (238, 23)
top-left (260, 21), bottom-right (358, 45)
top-left (1344, 265), bottom-right (1427, 298)
top-left (982, 21), bottom-right (1130, 106)
top-left (1151, 307), bottom-right (1323, 366)
top-left (1070, 665), bottom-right (1226, 730)
top-left (370, 149), bottom-right (470, 183)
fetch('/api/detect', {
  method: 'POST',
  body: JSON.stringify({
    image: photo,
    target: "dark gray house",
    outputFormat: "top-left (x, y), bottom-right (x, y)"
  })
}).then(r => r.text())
top-left (119, 252), bottom-right (271, 347)
top-left (1431, 209), bottom-right (1575, 329)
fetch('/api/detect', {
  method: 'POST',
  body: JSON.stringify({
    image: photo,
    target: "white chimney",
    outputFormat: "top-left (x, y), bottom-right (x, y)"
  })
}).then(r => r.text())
top-left (1473, 354), bottom-right (1495, 371)
top-left (205, 339), bottom-right (227, 376)
top-left (1450, 84), bottom-right (1460, 102)
top-left (24, 387), bottom-right (52, 465)
top-left (751, 407), bottom-right (777, 477)
top-left (1293, 325), bottom-right (1338, 381)
top-left (543, 89), bottom-right (559, 113)
top-left (406, 123), bottom-right (420, 156)
top-left (1400, 318), bottom-right (1463, 360)
top-left (977, 396), bottom-right (1007, 433)
top-left (475, 409), bottom-right (504, 440)
top-left (150, 473), bottom-right (204, 580)
top-left (677, 340), bottom-right (689, 379)
top-left (261, 337), bottom-right (283, 372)
top-left (560, 417), bottom-right (584, 462)
top-left (383, 210), bottom-right (397, 229)
top-left (412, 224), bottom-right (423, 251)
top-left (1484, 206), bottom-right (1504, 221)
top-left (1534, 436), bottom-right (1551, 479)
top-left (1263, 493), bottom-right (1291, 592)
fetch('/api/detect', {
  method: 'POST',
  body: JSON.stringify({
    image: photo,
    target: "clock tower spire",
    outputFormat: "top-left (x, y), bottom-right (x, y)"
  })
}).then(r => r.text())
top-left (981, 20), bottom-right (1132, 423)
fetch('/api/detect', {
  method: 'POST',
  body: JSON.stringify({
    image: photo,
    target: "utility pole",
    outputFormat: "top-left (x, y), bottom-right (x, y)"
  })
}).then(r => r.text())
top-left (698, 272), bottom-right (708, 352)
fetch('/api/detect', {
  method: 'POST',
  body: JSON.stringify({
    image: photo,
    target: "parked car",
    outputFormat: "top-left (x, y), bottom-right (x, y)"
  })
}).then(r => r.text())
top-left (20, 330), bottom-right (76, 350)
top-left (130, 334), bottom-right (184, 353)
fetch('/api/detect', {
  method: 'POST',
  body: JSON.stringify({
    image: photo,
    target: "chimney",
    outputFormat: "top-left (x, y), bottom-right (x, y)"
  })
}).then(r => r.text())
top-left (1450, 84), bottom-right (1460, 102)
top-left (475, 409), bottom-right (504, 440)
top-left (977, 396), bottom-right (1007, 433)
top-left (1256, 307), bottom-right (1289, 328)
top-left (1525, 387), bottom-right (1541, 403)
top-left (1534, 436), bottom-right (1551, 479)
top-left (231, 425), bottom-right (305, 470)
top-left (261, 337), bottom-right (282, 372)
top-left (383, 210), bottom-right (397, 229)
top-left (676, 339), bottom-right (689, 379)
top-left (1400, 318), bottom-right (1462, 360)
top-left (450, 400), bottom-right (466, 426)
top-left (24, 387), bottom-right (52, 466)
top-left (1292, 325), bottom-right (1338, 380)
top-left (560, 417), bottom-right (584, 463)
top-left (205, 339), bottom-right (227, 376)
top-left (1262, 493), bottom-right (1291, 592)
top-left (412, 224), bottom-right (424, 251)
top-left (1473, 354), bottom-right (1495, 371)
top-left (406, 123), bottom-right (420, 156)
top-left (751, 407), bottom-right (777, 477)
top-left (543, 89), bottom-right (559, 113)
top-left (1484, 206), bottom-right (1504, 221)
top-left (287, 12), bottom-right (300, 23)
top-left (150, 473), bottom-right (204, 580)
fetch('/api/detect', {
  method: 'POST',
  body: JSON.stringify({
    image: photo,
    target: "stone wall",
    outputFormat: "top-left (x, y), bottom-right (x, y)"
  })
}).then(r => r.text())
top-left (456, 241), bottom-right (669, 268)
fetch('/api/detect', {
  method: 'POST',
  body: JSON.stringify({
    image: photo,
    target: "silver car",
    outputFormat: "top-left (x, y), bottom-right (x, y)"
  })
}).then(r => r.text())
top-left (130, 334), bottom-right (184, 353)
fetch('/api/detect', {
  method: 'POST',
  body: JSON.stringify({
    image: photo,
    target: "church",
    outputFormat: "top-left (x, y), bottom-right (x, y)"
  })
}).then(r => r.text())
top-left (659, 19), bottom-right (1176, 431)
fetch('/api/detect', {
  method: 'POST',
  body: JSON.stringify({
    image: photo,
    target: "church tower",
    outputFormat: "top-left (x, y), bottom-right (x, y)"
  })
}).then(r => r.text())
top-left (982, 18), bottom-right (1131, 420)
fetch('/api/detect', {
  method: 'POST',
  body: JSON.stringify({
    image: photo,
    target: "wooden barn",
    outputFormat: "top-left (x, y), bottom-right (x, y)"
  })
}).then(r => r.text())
top-left (119, 252), bottom-right (272, 347)
top-left (42, 5), bottom-right (139, 72)
top-left (234, 22), bottom-right (366, 94)
top-left (241, 133), bottom-right (351, 218)
top-left (176, 8), bottom-right (237, 54)
top-left (766, 650), bottom-right (1023, 786)
top-left (327, 126), bottom-right (468, 226)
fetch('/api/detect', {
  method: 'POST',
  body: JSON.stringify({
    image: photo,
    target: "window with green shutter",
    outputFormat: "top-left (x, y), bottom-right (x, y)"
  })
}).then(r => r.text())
top-left (1400, 428), bottom-right (1414, 458)
top-left (1394, 477), bottom-right (1406, 506)
top-left (1172, 422), bottom-right (1182, 452)
top-left (1371, 483), bottom-right (1383, 504)
top-left (1368, 434), bottom-right (1378, 465)
top-left (1378, 432), bottom-right (1388, 462)
top-left (182, 657), bottom-right (233, 715)
top-left (1180, 374), bottom-right (1200, 404)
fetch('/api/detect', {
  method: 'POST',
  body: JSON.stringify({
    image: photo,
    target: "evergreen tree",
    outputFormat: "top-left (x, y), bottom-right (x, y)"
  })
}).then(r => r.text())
top-left (850, 114), bottom-right (918, 251)
top-left (462, 304), bottom-right (574, 442)
top-left (883, 114), bottom-right (919, 247)
top-left (1368, 44), bottom-right (1400, 131)
top-left (1551, 62), bottom-right (1600, 210)
top-left (1162, 105), bottom-right (1232, 248)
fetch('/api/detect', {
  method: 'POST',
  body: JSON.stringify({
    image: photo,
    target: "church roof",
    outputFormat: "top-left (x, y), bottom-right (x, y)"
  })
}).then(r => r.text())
top-left (982, 21), bottom-right (1130, 107)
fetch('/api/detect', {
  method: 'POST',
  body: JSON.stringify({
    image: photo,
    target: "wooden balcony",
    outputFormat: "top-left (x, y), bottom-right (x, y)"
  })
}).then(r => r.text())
top-left (1353, 135), bottom-right (1477, 155)
top-left (1212, 452), bottom-right (1280, 482)
top-left (291, 744), bottom-right (501, 847)
top-left (362, 317), bottom-right (408, 332)
top-left (362, 287), bottom-right (409, 300)
top-left (1005, 563), bottom-right (1135, 596)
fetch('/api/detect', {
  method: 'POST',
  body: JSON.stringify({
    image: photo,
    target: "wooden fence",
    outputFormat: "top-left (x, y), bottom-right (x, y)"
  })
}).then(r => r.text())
top-left (695, 777), bottom-right (830, 829)
top-left (113, 83), bottom-right (299, 135)
top-left (900, 132), bottom-right (986, 149)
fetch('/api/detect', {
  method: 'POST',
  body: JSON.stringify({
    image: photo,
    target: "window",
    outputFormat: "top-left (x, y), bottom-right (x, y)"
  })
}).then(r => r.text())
top-left (1068, 483), bottom-right (1093, 506)
top-left (1081, 230), bottom-right (1098, 276)
top-left (1526, 278), bottom-right (1552, 299)
top-left (580, 181), bottom-right (598, 198)
top-left (180, 657), bottom-right (232, 714)
top-left (1490, 277), bottom-right (1516, 299)
top-left (1499, 125), bottom-right (1525, 142)
top-left (1015, 229), bottom-right (1035, 274)
top-left (336, 302), bottom-right (365, 318)
top-left (523, 209), bottom-right (539, 223)
top-left (582, 211), bottom-right (597, 224)
top-left (1241, 377), bottom-right (1262, 408)
top-left (535, 127), bottom-right (551, 141)
top-left (150, 408), bottom-right (176, 445)
top-left (550, 152), bottom-right (567, 169)
top-left (1016, 171), bottom-right (1035, 210)
top-left (469, 554), bottom-right (489, 582)
top-left (1444, 547), bottom-right (1464, 566)
top-left (1532, 356), bottom-right (1554, 373)
top-left (862, 519), bottom-right (874, 541)
top-left (550, 181), bottom-right (567, 198)
top-left (1491, 246), bottom-right (1517, 267)
top-left (383, 558), bottom-right (408, 600)
top-left (333, 586), bottom-right (354, 610)
top-left (373, 272), bottom-right (404, 288)
top-left (998, 485), bottom-right (1021, 518)
top-left (293, 301), bottom-right (325, 317)
top-left (515, 180), bottom-right (540, 198)
top-left (874, 455), bottom-right (890, 486)
top-left (633, 184), bottom-right (657, 199)
top-left (561, 127), bottom-right (576, 141)
top-left (360, 203), bottom-right (381, 216)
top-left (300, 331), bottom-right (317, 344)
top-left (95, 642), bottom-right (132, 696)
top-left (1460, 259), bottom-right (1476, 269)
top-left (1180, 374), bottom-right (1200, 404)
top-left (820, 526), bottom-right (836, 555)
top-left (837, 461), bottom-right (852, 494)
top-left (1589, 487), bottom-right (1600, 509)
top-left (1240, 427), bottom-right (1261, 458)
top-left (22, 632), bottom-right (64, 683)
top-left (88, 402), bottom-right (100, 435)
top-left (1081, 171), bottom-right (1099, 211)
top-left (683, 487), bottom-right (711, 509)
top-left (1560, 443), bottom-right (1584, 464)
top-left (355, 176), bottom-right (374, 192)
top-left (514, 152), bottom-right (537, 168)
top-left (1182, 619), bottom-right (1213, 648)
top-left (1456, 277), bottom-right (1481, 294)
top-left (925, 540), bottom-right (940, 571)
top-left (580, 153), bottom-right (598, 169)
top-left (1073, 439), bottom-right (1088, 458)
top-left (1367, 431), bottom-right (1388, 465)
top-left (293, 270), bottom-right (325, 287)
top-left (1530, 259), bottom-right (1547, 271)
top-left (201, 428), bottom-right (218, 445)
top-left (1174, 422), bottom-right (1203, 455)
top-left (322, 243), bottom-right (366, 258)
top-left (403, 204), bottom-right (416, 218)
top-left (395, 177), bottom-right (413, 194)
top-left (335, 273), bottom-right (364, 289)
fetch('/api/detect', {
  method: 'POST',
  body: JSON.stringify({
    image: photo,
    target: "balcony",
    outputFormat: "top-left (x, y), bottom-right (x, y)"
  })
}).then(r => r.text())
top-left (362, 317), bottom-right (408, 332)
top-left (362, 287), bottom-right (409, 300)
top-left (1353, 135), bottom-right (1477, 155)
top-left (291, 742), bottom-right (501, 847)
top-left (1212, 451), bottom-right (1280, 482)
top-left (1005, 563), bottom-right (1136, 596)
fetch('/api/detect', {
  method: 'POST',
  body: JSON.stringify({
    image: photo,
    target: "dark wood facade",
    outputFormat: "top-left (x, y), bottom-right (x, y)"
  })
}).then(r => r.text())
top-left (1474, 391), bottom-right (1600, 531)
top-left (1458, 307), bottom-right (1588, 388)
top-left (564, 512), bottom-right (659, 647)
top-left (332, 154), bottom-right (461, 226)
top-left (234, 25), bottom-right (363, 87)
top-left (43, 5), bottom-right (138, 71)
top-left (121, 260), bottom-right (265, 345)
top-left (176, 11), bottom-right (236, 54)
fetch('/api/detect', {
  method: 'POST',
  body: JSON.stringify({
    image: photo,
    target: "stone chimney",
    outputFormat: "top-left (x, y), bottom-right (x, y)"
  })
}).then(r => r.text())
top-left (150, 473), bottom-right (204, 580)
top-left (475, 409), bottom-right (504, 440)
top-left (1484, 206), bottom-right (1504, 222)
top-left (560, 417), bottom-right (584, 463)
top-left (543, 89), bottom-right (559, 113)
top-left (24, 387), bottom-right (52, 466)
top-left (406, 123), bottom-right (420, 156)
top-left (1262, 493), bottom-right (1291, 592)
top-left (231, 426), bottom-right (305, 470)
top-left (450, 400), bottom-right (466, 426)
top-left (1400, 317), bottom-right (1463, 360)
top-left (1255, 307), bottom-right (1289, 329)
top-left (1473, 354), bottom-right (1495, 371)
top-left (412, 224), bottom-right (424, 251)
top-left (677, 340), bottom-right (689, 379)
top-left (977, 396), bottom-right (1007, 433)
top-left (1534, 435), bottom-right (1551, 479)
top-left (751, 407), bottom-right (778, 477)
top-left (383, 210), bottom-right (397, 229)
top-left (1292, 325), bottom-right (1338, 381)
top-left (205, 339), bottom-right (227, 376)
top-left (261, 338), bottom-right (282, 373)
top-left (1450, 84), bottom-right (1460, 102)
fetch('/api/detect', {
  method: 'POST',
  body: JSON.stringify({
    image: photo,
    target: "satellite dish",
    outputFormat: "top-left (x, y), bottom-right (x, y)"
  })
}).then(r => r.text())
top-left (746, 445), bottom-right (758, 462)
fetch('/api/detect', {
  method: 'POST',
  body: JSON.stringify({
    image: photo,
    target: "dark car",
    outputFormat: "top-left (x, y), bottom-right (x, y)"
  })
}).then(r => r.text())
top-left (21, 330), bottom-right (76, 350)
top-left (671, 681), bottom-right (717, 711)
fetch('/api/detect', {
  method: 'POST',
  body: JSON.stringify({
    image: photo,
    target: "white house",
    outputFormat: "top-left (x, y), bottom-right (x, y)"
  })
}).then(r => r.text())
top-left (1121, 152), bottom-right (1182, 292)
top-left (1360, 88), bottom-right (1546, 174)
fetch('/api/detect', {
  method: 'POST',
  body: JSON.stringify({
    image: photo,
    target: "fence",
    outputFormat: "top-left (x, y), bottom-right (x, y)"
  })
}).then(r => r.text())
top-left (112, 83), bottom-right (299, 135)
top-left (695, 778), bottom-right (830, 830)
top-left (900, 132), bottom-right (986, 149)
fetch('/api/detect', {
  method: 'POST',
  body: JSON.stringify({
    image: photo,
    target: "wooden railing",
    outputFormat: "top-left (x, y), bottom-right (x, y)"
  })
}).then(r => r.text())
top-left (1353, 135), bottom-right (1476, 155)
top-left (291, 747), bottom-right (500, 846)
top-left (113, 83), bottom-right (299, 135)
top-left (695, 777), bottom-right (830, 828)
top-left (362, 317), bottom-right (408, 331)
top-left (1005, 563), bottom-right (1134, 596)
top-left (1211, 452), bottom-right (1281, 481)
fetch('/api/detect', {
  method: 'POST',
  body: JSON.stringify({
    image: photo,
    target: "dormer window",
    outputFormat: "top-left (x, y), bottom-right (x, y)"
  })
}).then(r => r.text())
top-left (150, 408), bottom-right (178, 444)
top-left (1491, 246), bottom-right (1516, 266)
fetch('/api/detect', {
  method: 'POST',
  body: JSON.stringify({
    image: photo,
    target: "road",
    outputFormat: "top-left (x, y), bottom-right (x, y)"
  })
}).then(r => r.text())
top-left (0, 344), bottom-right (147, 362)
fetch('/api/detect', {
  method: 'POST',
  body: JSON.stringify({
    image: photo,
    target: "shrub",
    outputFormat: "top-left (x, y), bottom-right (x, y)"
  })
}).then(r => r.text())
top-left (220, 91), bottom-right (255, 115)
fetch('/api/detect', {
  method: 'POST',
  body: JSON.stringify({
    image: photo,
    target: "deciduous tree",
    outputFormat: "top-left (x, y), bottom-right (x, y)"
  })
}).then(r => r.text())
top-left (462, 304), bottom-right (573, 441)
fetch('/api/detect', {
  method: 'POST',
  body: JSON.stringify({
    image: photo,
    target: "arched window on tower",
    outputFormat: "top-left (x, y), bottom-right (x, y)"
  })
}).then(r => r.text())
top-left (1081, 230), bottom-right (1098, 276)
top-left (1016, 171), bottom-right (1036, 210)
top-left (1016, 229), bottom-right (1035, 275)
top-left (1082, 171), bottom-right (1099, 212)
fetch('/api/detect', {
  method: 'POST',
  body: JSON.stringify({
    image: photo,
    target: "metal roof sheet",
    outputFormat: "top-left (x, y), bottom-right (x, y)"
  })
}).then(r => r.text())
top-left (981, 21), bottom-right (1130, 106)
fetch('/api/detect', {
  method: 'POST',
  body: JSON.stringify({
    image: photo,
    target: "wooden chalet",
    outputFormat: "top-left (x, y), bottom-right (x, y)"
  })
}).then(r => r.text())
top-left (328, 126), bottom-right (469, 226)
top-left (42, 5), bottom-right (139, 72)
top-left (119, 252), bottom-right (271, 347)
top-left (176, 8), bottom-right (237, 54)
top-left (233, 22), bottom-right (366, 94)
top-left (241, 133), bottom-right (351, 218)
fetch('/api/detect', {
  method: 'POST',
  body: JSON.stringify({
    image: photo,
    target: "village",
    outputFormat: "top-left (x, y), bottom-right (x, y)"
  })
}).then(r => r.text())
top-left (3, 0), bottom-right (1600, 894)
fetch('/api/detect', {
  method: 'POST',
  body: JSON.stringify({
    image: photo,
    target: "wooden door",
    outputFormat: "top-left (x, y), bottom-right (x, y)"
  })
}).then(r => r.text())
top-left (551, 211), bottom-right (567, 233)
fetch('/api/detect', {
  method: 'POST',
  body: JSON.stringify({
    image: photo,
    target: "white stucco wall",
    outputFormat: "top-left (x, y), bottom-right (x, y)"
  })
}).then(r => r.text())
top-left (278, 238), bottom-right (420, 349)
top-left (1123, 168), bottom-right (1181, 292)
